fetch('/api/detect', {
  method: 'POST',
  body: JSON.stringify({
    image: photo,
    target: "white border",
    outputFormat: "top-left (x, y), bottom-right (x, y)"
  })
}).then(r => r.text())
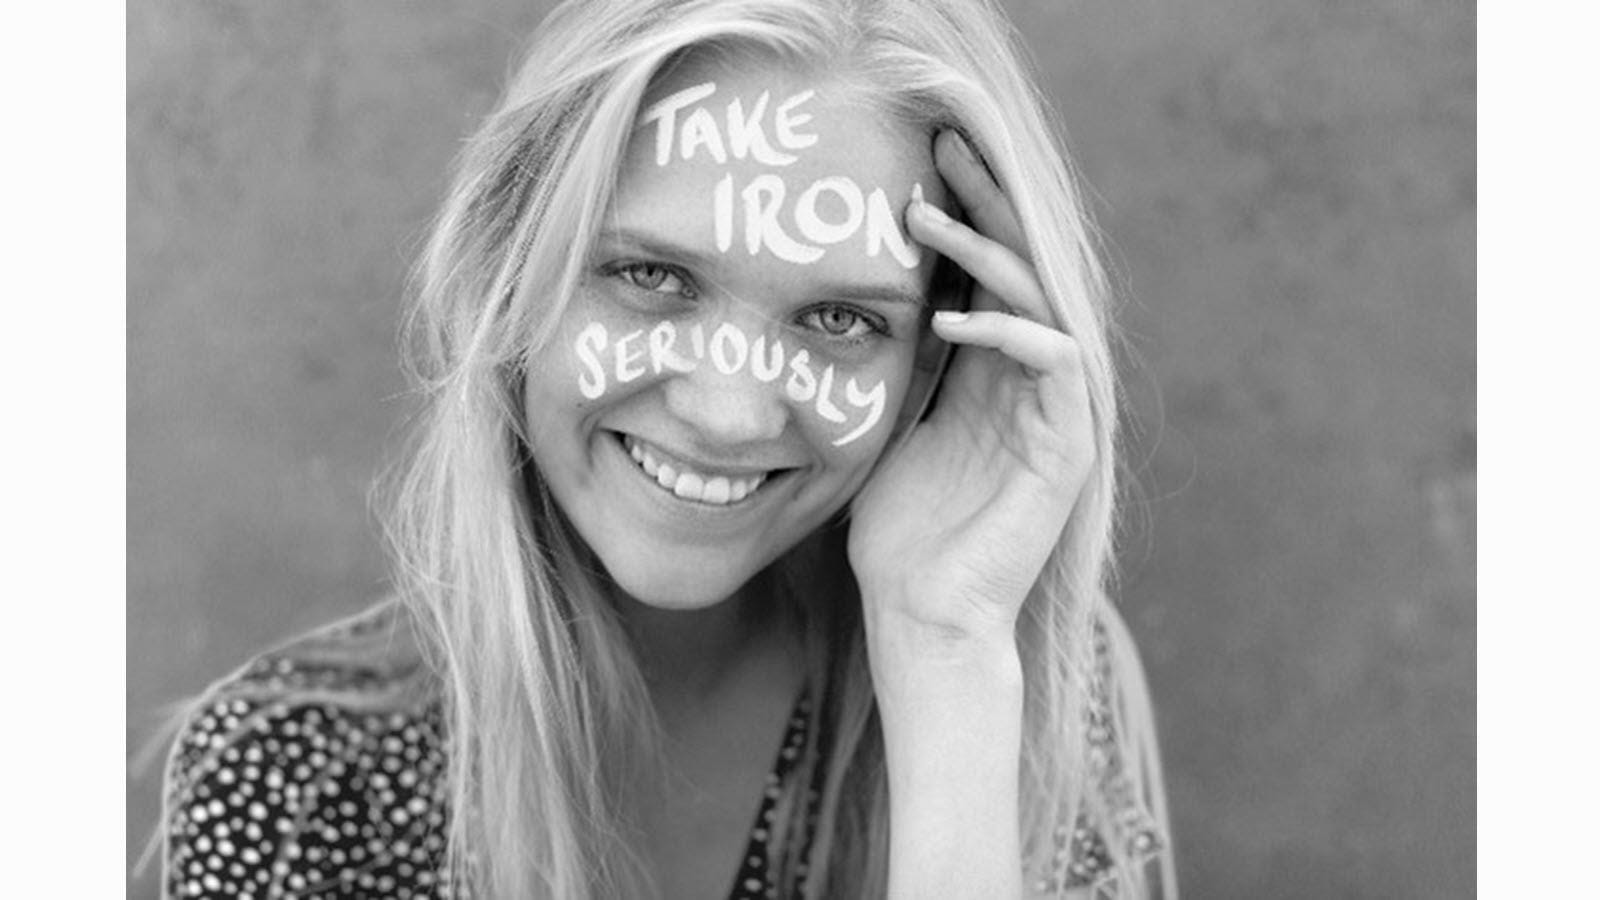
top-left (1479, 2), bottom-right (1599, 894)
top-left (4, 3), bottom-right (127, 896)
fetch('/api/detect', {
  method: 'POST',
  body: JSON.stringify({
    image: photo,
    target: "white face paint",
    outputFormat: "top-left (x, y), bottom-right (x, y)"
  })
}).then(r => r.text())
top-left (640, 81), bottom-right (923, 269)
top-left (573, 318), bottom-right (888, 446)
top-left (522, 53), bottom-right (949, 611)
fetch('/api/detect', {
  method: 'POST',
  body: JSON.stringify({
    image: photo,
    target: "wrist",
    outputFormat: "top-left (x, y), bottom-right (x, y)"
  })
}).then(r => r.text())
top-left (865, 605), bottom-right (1023, 717)
top-left (862, 592), bottom-right (1023, 670)
top-left (870, 612), bottom-right (1026, 900)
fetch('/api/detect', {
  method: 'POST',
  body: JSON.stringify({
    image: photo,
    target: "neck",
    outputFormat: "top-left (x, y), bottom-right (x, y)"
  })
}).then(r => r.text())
top-left (609, 570), bottom-right (795, 704)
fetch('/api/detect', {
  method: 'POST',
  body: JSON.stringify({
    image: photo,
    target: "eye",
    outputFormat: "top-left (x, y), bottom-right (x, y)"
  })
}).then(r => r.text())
top-left (613, 262), bottom-right (697, 299)
top-left (799, 305), bottom-right (886, 341)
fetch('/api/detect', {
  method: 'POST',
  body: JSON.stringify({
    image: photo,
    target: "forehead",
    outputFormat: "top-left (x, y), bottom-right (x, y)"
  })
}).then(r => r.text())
top-left (607, 53), bottom-right (942, 287)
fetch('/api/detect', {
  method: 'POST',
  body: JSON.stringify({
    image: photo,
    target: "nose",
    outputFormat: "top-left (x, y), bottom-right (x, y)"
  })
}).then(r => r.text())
top-left (662, 357), bottom-right (789, 446)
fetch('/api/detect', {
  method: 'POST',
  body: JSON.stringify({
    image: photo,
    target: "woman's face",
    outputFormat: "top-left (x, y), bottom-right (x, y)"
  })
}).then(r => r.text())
top-left (523, 54), bottom-right (947, 609)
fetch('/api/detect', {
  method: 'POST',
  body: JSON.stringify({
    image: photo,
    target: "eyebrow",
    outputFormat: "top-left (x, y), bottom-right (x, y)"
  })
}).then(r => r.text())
top-left (592, 227), bottom-right (723, 274)
top-left (818, 282), bottom-right (926, 307)
top-left (594, 226), bottom-right (927, 307)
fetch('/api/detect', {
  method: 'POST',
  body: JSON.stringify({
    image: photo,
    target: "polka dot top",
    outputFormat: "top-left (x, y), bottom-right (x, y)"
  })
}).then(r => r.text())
top-left (163, 619), bottom-right (1162, 898)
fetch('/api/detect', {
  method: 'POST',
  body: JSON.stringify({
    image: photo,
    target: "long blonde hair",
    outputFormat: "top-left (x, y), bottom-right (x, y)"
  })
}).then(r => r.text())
top-left (373, 0), bottom-right (1174, 896)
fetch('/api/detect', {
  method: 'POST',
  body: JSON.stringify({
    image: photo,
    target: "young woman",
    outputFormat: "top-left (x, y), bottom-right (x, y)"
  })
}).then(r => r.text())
top-left (160, 0), bottom-right (1175, 897)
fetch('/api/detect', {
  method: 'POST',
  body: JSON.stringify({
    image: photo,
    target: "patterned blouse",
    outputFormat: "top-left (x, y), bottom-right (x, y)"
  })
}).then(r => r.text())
top-left (163, 619), bottom-right (1162, 898)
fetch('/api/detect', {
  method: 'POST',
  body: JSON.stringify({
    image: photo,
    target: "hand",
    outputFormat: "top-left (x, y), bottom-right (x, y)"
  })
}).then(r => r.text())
top-left (848, 130), bottom-right (1097, 649)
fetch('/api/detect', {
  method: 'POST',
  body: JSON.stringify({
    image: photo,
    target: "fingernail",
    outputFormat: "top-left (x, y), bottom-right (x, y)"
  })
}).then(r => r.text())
top-left (917, 199), bottom-right (952, 225)
top-left (933, 310), bottom-right (969, 324)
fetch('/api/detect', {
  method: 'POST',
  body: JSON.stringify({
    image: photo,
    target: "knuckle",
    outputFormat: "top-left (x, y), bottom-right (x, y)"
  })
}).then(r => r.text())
top-left (974, 240), bottom-right (1020, 279)
top-left (973, 241), bottom-right (1008, 276)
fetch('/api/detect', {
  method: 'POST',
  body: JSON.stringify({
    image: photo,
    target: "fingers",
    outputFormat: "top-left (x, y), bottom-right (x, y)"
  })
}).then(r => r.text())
top-left (931, 309), bottom-right (1075, 376)
top-left (930, 309), bottom-right (1089, 436)
top-left (907, 197), bottom-right (1052, 324)
top-left (932, 130), bottom-right (1028, 258)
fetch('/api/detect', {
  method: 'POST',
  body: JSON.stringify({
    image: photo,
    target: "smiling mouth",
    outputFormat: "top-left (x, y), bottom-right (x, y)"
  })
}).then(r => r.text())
top-left (616, 434), bottom-right (779, 506)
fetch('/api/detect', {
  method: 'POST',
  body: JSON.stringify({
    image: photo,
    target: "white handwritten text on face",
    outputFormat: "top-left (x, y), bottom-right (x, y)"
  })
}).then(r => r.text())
top-left (638, 82), bottom-right (922, 268)
top-left (575, 319), bottom-right (887, 447)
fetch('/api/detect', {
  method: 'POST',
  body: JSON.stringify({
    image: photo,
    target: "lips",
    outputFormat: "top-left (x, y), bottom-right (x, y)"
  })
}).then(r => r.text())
top-left (618, 434), bottom-right (771, 506)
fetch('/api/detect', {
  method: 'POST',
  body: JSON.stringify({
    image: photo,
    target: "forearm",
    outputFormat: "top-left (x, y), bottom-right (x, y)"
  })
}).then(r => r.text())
top-left (868, 611), bottom-right (1026, 900)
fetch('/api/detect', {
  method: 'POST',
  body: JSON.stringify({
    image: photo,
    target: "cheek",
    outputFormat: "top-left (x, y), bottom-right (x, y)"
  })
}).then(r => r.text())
top-left (527, 297), bottom-right (658, 411)
top-left (517, 312), bottom-right (634, 470)
top-left (797, 343), bottom-right (916, 459)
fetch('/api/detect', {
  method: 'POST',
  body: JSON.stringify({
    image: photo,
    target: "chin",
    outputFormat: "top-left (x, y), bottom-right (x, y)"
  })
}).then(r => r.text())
top-left (597, 549), bottom-right (768, 611)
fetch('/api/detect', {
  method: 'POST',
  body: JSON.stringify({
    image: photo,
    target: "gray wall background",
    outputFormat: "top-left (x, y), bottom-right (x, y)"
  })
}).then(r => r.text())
top-left (127, 1), bottom-right (1474, 897)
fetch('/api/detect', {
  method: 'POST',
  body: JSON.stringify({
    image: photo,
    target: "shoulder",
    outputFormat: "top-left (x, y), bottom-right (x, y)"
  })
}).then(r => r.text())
top-left (161, 602), bottom-right (456, 899)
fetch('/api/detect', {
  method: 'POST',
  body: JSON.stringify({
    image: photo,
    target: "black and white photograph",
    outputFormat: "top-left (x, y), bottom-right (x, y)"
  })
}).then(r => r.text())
top-left (119, 1), bottom-right (1480, 897)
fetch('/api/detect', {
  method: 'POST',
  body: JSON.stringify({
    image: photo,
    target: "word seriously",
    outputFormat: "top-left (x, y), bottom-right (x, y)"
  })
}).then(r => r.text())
top-left (638, 81), bottom-right (923, 269)
top-left (574, 319), bottom-right (888, 447)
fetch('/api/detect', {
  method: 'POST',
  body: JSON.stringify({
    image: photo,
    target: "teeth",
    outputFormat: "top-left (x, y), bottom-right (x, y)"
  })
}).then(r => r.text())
top-left (621, 435), bottom-right (768, 506)
top-left (673, 472), bottom-right (704, 500)
top-left (702, 477), bottom-right (731, 504)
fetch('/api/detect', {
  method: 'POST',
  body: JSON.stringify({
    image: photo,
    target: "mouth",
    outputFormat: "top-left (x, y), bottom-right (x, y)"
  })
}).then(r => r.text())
top-left (614, 433), bottom-right (785, 507)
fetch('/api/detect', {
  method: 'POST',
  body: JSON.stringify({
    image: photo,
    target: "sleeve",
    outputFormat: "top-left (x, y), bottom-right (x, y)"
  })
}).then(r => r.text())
top-left (161, 662), bottom-right (451, 899)
top-left (1031, 613), bottom-right (1173, 899)
top-left (163, 693), bottom-right (292, 898)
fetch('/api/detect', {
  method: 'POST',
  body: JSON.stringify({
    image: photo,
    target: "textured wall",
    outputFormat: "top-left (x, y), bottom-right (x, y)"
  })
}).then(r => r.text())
top-left (127, 2), bottom-right (1474, 897)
